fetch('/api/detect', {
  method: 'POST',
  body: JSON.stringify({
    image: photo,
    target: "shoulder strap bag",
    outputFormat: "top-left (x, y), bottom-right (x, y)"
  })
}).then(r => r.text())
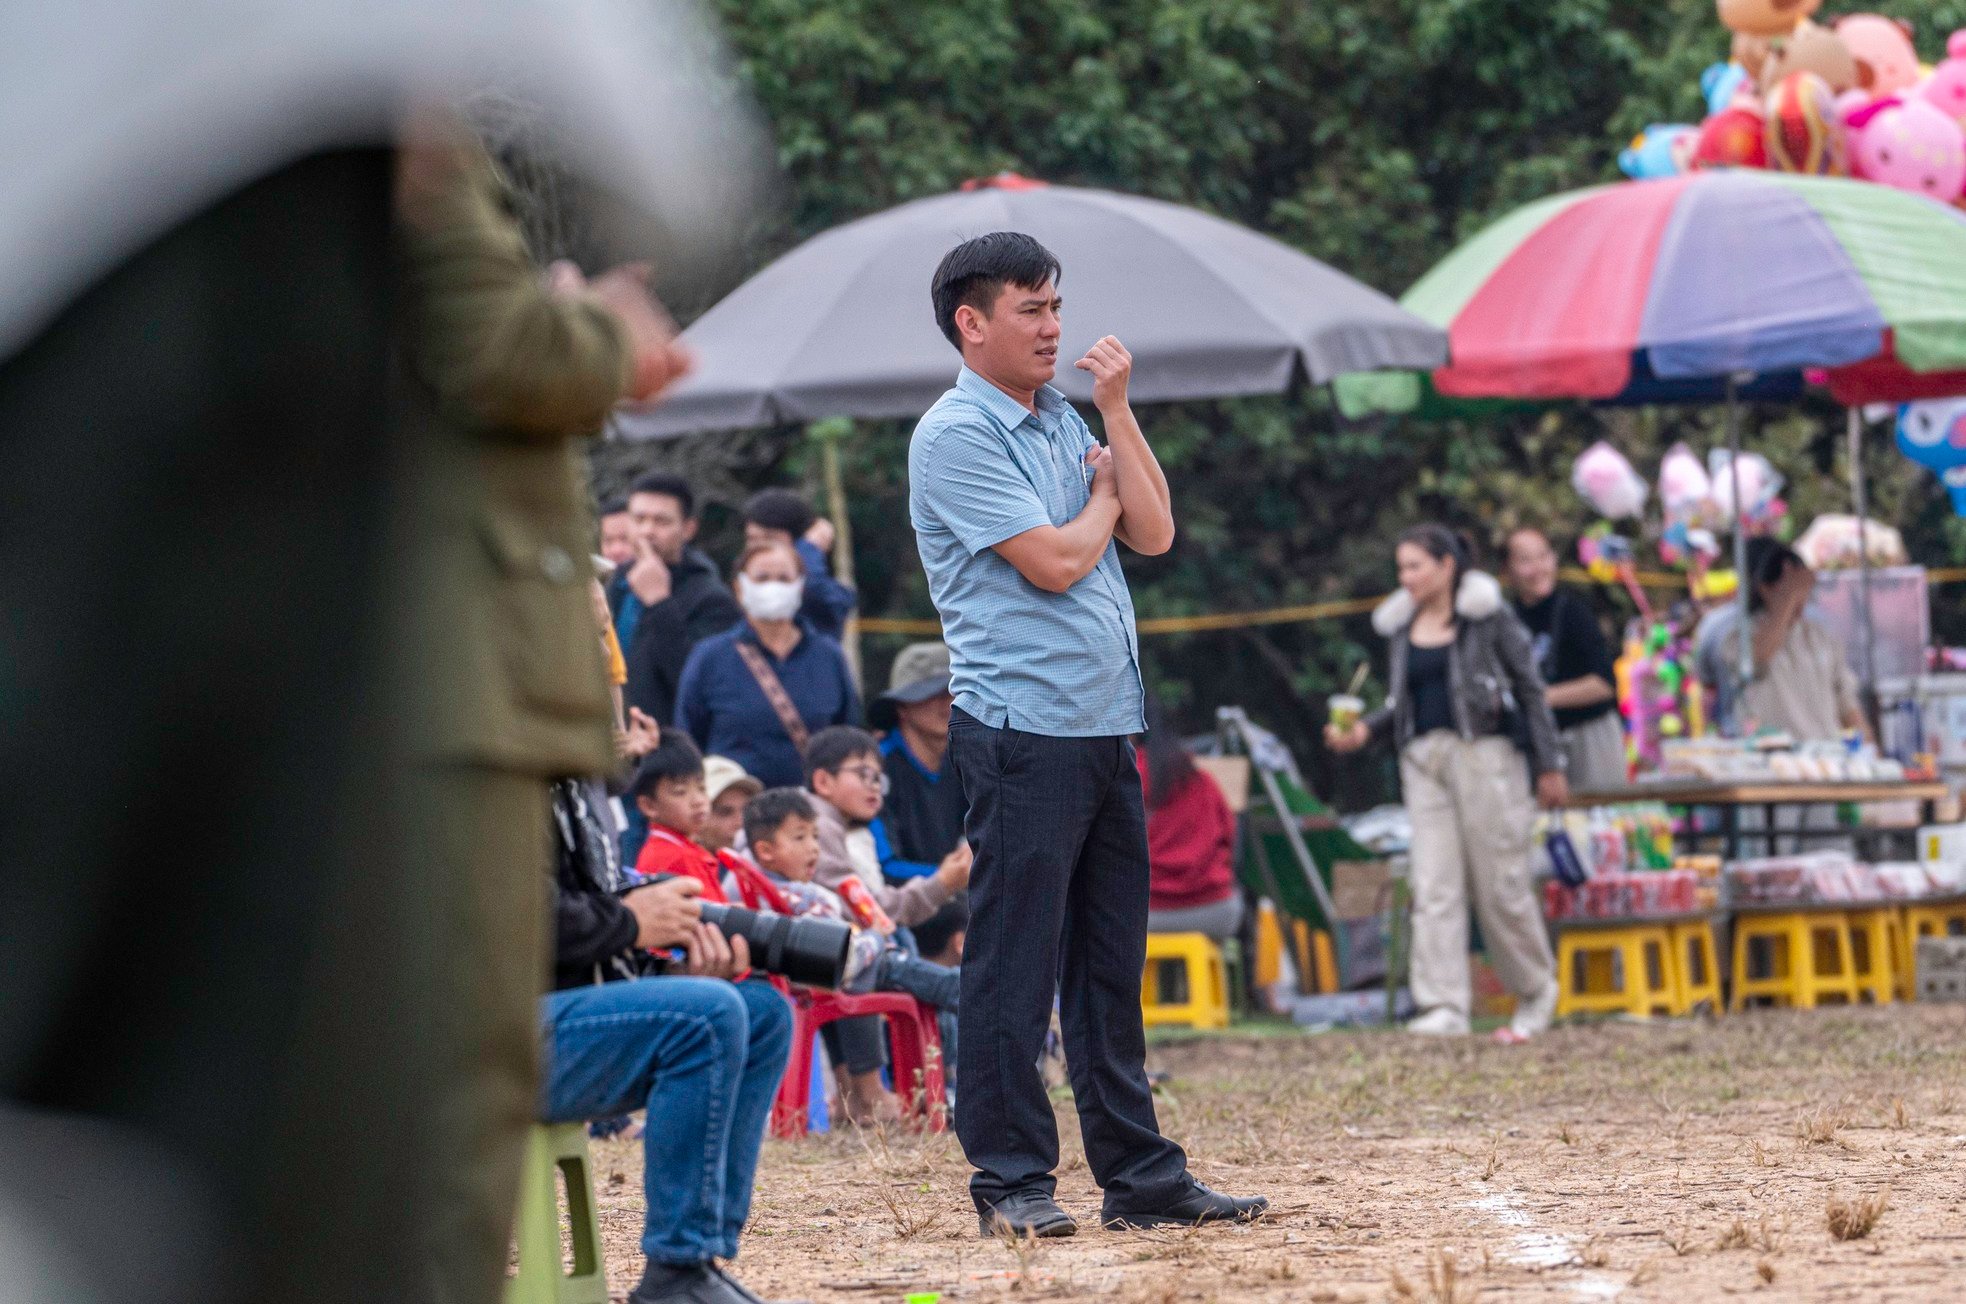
top-left (733, 639), bottom-right (811, 757)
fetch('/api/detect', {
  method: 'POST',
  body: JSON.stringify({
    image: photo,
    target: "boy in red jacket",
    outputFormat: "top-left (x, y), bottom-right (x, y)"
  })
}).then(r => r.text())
top-left (630, 734), bottom-right (725, 902)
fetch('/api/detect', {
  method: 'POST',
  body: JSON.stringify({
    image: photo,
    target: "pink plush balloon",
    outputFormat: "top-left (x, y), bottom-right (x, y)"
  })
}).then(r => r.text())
top-left (1659, 443), bottom-right (1713, 520)
top-left (1845, 96), bottom-right (1966, 201)
top-left (1836, 14), bottom-right (1922, 97)
top-left (1919, 31), bottom-right (1966, 128)
top-left (1572, 441), bottom-right (1648, 520)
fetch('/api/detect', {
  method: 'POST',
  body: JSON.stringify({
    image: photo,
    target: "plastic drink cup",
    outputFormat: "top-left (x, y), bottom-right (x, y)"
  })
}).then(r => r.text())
top-left (1328, 693), bottom-right (1365, 732)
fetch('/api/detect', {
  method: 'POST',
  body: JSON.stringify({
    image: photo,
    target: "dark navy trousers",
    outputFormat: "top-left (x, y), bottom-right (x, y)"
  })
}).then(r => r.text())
top-left (948, 708), bottom-right (1189, 1212)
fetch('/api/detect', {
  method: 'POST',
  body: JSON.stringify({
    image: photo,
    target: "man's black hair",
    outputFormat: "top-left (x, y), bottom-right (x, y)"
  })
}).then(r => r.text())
top-left (628, 732), bottom-right (705, 802)
top-left (804, 725), bottom-right (880, 785)
top-left (628, 470), bottom-right (695, 520)
top-left (931, 232), bottom-right (1063, 351)
top-left (743, 487), bottom-right (816, 539)
top-left (598, 495), bottom-right (629, 517)
top-left (743, 787), bottom-right (818, 849)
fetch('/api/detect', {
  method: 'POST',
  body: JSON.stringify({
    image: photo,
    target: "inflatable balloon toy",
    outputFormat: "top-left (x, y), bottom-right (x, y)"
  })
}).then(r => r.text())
top-left (1691, 102), bottom-right (1770, 169)
top-left (1659, 521), bottom-right (1723, 570)
top-left (1658, 442), bottom-right (1714, 523)
top-left (1718, 0), bottom-right (1818, 39)
top-left (1703, 60), bottom-right (1755, 115)
top-left (1760, 20), bottom-right (1858, 93)
top-left (1708, 448), bottom-right (1786, 533)
top-left (1658, 442), bottom-right (1722, 570)
top-left (1917, 31), bottom-right (1966, 128)
top-left (1733, 32), bottom-right (1773, 84)
top-left (1572, 441), bottom-right (1649, 520)
top-left (1765, 71), bottom-right (1847, 173)
top-left (1845, 97), bottom-right (1966, 201)
top-left (1836, 13), bottom-right (1922, 96)
top-left (1580, 526), bottom-right (1651, 611)
top-left (1897, 397), bottom-right (1966, 514)
top-left (1625, 622), bottom-right (1706, 772)
top-left (1620, 124), bottom-right (1698, 178)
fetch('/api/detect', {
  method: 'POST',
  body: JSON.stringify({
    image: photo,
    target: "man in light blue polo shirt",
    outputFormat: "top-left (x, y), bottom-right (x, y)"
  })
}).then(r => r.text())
top-left (910, 232), bottom-right (1267, 1239)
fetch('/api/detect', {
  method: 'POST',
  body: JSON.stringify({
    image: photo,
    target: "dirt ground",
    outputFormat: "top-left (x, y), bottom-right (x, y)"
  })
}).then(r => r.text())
top-left (588, 1005), bottom-right (1966, 1302)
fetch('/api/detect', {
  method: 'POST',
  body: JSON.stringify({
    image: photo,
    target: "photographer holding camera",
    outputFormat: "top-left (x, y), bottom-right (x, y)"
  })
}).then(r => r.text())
top-left (543, 776), bottom-right (804, 1304)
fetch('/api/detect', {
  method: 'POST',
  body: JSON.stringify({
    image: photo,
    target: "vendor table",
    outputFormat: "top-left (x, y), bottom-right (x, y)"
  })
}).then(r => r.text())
top-left (1566, 780), bottom-right (1948, 861)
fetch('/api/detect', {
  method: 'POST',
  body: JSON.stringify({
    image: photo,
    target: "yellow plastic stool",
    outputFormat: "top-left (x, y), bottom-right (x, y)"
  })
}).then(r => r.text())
top-left (507, 1123), bottom-right (608, 1304)
top-left (1555, 924), bottom-right (1677, 1018)
top-left (1252, 908), bottom-right (1337, 994)
top-left (1254, 904), bottom-right (1283, 988)
top-left (1298, 923), bottom-right (1339, 994)
top-left (1669, 920), bottom-right (1722, 1014)
top-left (1730, 911), bottom-right (1861, 1010)
top-left (1900, 901), bottom-right (1966, 1001)
top-left (1845, 908), bottom-right (1899, 1005)
top-left (1141, 932), bottom-right (1230, 1029)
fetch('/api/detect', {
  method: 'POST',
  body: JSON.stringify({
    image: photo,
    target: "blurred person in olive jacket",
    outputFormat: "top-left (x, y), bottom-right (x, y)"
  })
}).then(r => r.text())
top-left (0, 6), bottom-right (760, 1303)
top-left (393, 119), bottom-right (697, 1304)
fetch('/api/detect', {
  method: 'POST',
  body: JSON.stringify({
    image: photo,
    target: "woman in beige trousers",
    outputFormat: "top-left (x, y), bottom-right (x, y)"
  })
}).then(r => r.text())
top-left (1328, 526), bottom-right (1569, 1040)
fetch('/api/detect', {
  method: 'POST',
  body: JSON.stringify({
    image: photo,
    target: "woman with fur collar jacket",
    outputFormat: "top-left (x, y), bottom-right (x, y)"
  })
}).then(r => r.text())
top-left (1328, 525), bottom-right (1566, 1041)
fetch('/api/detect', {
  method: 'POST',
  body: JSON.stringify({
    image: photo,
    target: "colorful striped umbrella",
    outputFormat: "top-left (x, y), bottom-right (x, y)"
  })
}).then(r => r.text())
top-left (1338, 170), bottom-right (1966, 706)
top-left (1337, 171), bottom-right (1966, 417)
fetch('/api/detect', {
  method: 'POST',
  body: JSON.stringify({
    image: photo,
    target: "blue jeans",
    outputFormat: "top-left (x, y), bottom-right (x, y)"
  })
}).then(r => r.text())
top-left (540, 977), bottom-right (792, 1264)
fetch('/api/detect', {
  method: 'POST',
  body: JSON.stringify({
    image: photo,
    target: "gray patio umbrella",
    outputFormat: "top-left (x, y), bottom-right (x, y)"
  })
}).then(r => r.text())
top-left (613, 176), bottom-right (1448, 438)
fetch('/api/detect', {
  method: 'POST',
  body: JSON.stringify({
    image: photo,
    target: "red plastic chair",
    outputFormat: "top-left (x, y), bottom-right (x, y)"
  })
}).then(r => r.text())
top-left (770, 988), bottom-right (947, 1138)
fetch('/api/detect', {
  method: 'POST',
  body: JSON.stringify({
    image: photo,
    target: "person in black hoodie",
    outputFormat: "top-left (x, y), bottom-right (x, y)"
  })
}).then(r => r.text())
top-left (542, 777), bottom-right (800, 1304)
top-left (609, 471), bottom-right (744, 725)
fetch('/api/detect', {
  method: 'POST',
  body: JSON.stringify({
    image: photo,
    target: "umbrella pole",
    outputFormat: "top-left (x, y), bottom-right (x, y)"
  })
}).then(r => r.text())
top-left (1848, 405), bottom-right (1880, 738)
top-left (1727, 378), bottom-right (1752, 701)
top-left (813, 418), bottom-right (861, 679)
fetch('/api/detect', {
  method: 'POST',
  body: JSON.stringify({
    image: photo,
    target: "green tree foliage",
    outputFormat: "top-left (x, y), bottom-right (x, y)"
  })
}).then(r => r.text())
top-left (622, 0), bottom-right (1966, 802)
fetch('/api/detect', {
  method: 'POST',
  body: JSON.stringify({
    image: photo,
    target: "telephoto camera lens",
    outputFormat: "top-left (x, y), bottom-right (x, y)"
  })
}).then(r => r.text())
top-left (697, 901), bottom-right (851, 989)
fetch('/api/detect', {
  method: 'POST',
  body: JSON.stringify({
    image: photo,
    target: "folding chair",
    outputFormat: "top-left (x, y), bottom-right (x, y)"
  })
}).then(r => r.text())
top-left (1216, 707), bottom-right (1406, 1013)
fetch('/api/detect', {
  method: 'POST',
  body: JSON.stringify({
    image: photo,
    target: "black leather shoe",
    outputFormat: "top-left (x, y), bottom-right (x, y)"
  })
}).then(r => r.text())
top-left (977, 1188), bottom-right (1079, 1239)
top-left (629, 1261), bottom-right (747, 1304)
top-left (1100, 1178), bottom-right (1270, 1230)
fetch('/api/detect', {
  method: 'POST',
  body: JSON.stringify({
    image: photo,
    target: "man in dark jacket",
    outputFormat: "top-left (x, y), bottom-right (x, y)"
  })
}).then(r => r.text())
top-left (543, 778), bottom-right (797, 1304)
top-left (610, 471), bottom-right (743, 725)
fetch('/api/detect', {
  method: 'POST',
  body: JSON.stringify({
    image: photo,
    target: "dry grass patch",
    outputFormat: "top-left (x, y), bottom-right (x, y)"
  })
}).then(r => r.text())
top-left (1796, 1105), bottom-right (1851, 1146)
top-left (1389, 1248), bottom-right (1477, 1304)
top-left (1826, 1190), bottom-right (1890, 1241)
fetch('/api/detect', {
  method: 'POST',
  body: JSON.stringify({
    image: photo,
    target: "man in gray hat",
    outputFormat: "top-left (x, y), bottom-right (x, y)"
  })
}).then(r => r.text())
top-left (872, 643), bottom-right (967, 878)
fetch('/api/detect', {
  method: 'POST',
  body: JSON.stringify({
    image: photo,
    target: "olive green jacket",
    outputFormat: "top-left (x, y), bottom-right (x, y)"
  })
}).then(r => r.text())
top-left (395, 145), bottom-right (626, 777)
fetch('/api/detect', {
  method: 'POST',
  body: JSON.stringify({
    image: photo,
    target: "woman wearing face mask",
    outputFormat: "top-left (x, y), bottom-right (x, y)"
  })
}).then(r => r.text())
top-left (1326, 525), bottom-right (1567, 1041)
top-left (674, 538), bottom-right (863, 788)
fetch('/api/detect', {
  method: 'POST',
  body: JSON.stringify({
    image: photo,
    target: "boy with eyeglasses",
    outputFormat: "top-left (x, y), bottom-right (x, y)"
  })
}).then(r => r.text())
top-left (805, 726), bottom-right (969, 929)
top-left (803, 725), bottom-right (970, 1124)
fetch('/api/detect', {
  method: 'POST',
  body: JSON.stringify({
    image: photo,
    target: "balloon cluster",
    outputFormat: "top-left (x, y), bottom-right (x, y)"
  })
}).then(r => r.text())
top-left (1623, 621), bottom-right (1705, 770)
top-left (1569, 441), bottom-right (1786, 572)
top-left (1620, 7), bottom-right (1966, 206)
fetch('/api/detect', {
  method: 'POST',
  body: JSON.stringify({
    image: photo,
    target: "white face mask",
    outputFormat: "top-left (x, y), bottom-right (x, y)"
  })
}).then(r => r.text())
top-left (738, 575), bottom-right (804, 622)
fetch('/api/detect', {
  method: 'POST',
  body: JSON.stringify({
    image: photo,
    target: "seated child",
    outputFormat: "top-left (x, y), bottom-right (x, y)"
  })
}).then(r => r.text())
top-left (697, 755), bottom-right (761, 853)
top-left (739, 789), bottom-right (959, 1012)
top-left (804, 727), bottom-right (968, 930)
top-left (629, 733), bottom-right (725, 901)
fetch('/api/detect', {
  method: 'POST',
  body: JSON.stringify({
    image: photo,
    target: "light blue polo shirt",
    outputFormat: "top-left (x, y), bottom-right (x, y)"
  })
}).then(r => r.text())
top-left (908, 366), bottom-right (1145, 737)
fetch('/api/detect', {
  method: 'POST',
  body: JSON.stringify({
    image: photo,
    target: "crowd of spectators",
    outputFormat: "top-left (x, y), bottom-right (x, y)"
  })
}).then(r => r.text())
top-left (557, 471), bottom-right (986, 1300)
